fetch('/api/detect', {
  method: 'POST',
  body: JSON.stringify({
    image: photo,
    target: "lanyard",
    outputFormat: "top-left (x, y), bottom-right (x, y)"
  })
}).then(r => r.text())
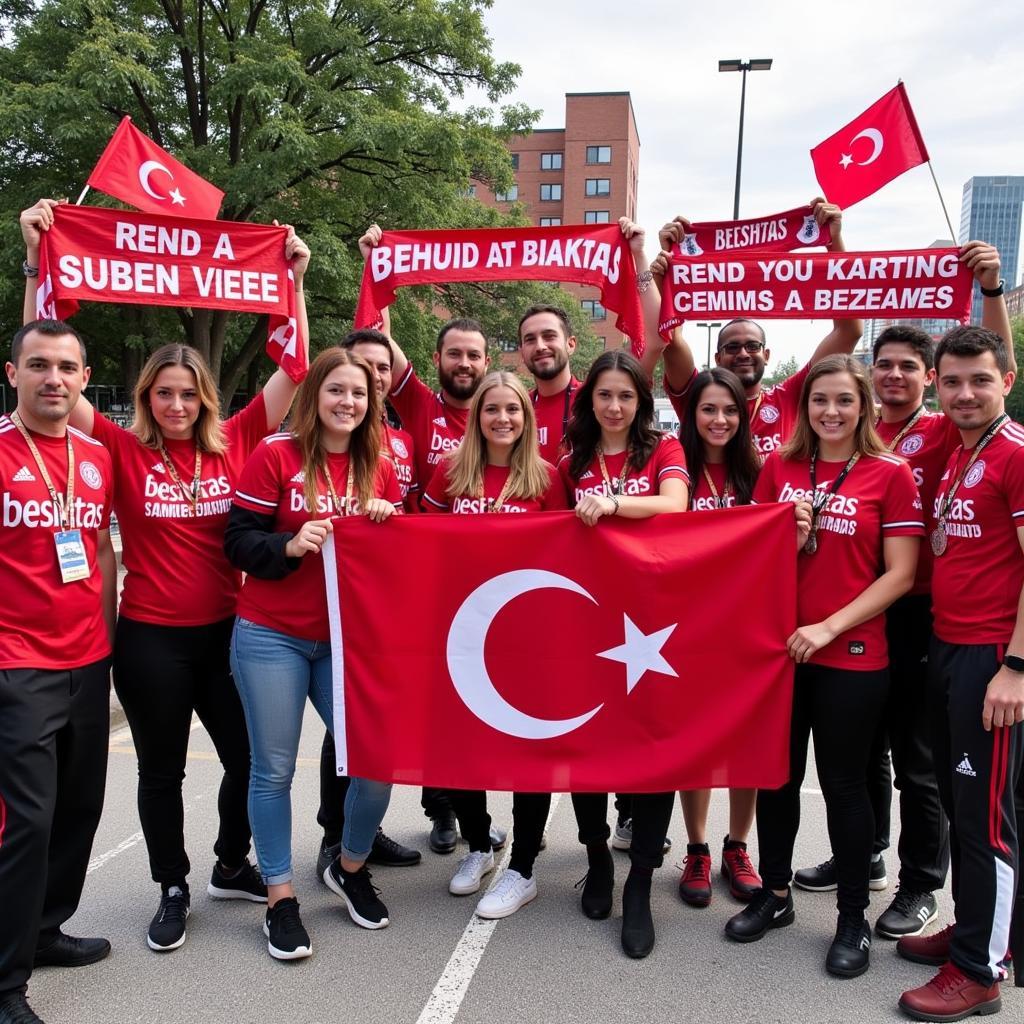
top-left (10, 411), bottom-right (75, 529)
top-left (805, 448), bottom-right (861, 554)
top-left (597, 447), bottom-right (630, 495)
top-left (749, 391), bottom-right (765, 424)
top-left (699, 465), bottom-right (731, 509)
top-left (323, 460), bottom-right (355, 516)
top-left (877, 406), bottom-right (925, 453)
top-left (480, 467), bottom-right (517, 514)
top-left (532, 383), bottom-right (575, 450)
top-left (159, 443), bottom-right (202, 514)
top-left (937, 414), bottom-right (1007, 524)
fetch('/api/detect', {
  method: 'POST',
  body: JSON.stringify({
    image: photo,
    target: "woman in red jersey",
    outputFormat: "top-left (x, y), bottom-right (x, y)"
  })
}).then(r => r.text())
top-left (423, 371), bottom-right (566, 917)
top-left (676, 367), bottom-right (766, 909)
top-left (19, 199), bottom-right (311, 954)
top-left (725, 354), bottom-right (922, 980)
top-left (226, 348), bottom-right (400, 961)
top-left (558, 349), bottom-right (689, 959)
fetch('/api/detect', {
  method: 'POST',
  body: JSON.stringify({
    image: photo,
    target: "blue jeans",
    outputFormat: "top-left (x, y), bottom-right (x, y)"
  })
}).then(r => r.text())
top-left (230, 618), bottom-right (392, 885)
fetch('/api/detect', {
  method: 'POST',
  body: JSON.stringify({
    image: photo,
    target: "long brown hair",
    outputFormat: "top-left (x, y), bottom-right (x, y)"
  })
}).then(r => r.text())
top-left (445, 372), bottom-right (551, 500)
top-left (781, 354), bottom-right (885, 461)
top-left (290, 349), bottom-right (382, 514)
top-left (131, 344), bottom-right (226, 454)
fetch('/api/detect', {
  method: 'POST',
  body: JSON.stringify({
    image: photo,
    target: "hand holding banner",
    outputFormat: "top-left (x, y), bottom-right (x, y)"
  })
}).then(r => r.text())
top-left (658, 247), bottom-right (973, 339)
top-left (670, 205), bottom-right (832, 258)
top-left (354, 224), bottom-right (646, 356)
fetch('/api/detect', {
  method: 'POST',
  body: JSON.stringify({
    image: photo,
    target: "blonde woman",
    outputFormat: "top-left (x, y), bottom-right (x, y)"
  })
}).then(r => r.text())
top-left (226, 348), bottom-right (400, 960)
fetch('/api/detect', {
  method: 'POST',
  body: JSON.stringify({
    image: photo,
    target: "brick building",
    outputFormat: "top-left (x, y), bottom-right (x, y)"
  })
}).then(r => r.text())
top-left (475, 92), bottom-right (640, 349)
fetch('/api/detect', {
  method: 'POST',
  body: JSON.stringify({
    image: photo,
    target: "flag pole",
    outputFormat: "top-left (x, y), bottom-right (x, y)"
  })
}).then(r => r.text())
top-left (75, 185), bottom-right (90, 206)
top-left (926, 160), bottom-right (957, 242)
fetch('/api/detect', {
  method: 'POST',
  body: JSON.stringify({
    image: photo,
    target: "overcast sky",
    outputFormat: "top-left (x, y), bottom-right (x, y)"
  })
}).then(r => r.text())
top-left (467, 0), bottom-right (1021, 361)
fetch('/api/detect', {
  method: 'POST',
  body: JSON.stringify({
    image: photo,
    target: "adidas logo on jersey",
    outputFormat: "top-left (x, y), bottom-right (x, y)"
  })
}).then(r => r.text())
top-left (12, 465), bottom-right (36, 482)
top-left (432, 417), bottom-right (447, 427)
top-left (955, 754), bottom-right (976, 778)
top-left (151, 463), bottom-right (166, 474)
top-left (290, 471), bottom-right (305, 483)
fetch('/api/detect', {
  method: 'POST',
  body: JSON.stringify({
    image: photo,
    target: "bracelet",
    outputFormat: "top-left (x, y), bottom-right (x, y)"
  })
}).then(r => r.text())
top-left (609, 494), bottom-right (620, 515)
top-left (1003, 653), bottom-right (1024, 673)
top-left (980, 278), bottom-right (1004, 298)
top-left (22, 260), bottom-right (38, 278)
top-left (637, 270), bottom-right (653, 294)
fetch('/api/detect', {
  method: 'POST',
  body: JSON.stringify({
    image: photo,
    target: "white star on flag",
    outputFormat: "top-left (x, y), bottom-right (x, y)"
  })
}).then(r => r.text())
top-left (839, 153), bottom-right (853, 169)
top-left (597, 615), bottom-right (678, 693)
top-left (169, 187), bottom-right (186, 206)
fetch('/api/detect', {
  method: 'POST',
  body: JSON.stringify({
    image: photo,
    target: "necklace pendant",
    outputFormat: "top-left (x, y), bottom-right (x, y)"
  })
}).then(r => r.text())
top-left (930, 522), bottom-right (948, 557)
top-left (804, 528), bottom-right (818, 555)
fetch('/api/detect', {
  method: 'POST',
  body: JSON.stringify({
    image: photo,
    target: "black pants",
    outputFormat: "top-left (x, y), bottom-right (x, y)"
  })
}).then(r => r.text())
top-left (114, 617), bottom-right (252, 886)
top-left (571, 792), bottom-right (673, 871)
top-left (758, 663), bottom-right (889, 916)
top-left (0, 659), bottom-right (110, 996)
top-left (929, 639), bottom-right (1023, 984)
top-left (318, 731), bottom-right (350, 847)
top-left (866, 594), bottom-right (950, 889)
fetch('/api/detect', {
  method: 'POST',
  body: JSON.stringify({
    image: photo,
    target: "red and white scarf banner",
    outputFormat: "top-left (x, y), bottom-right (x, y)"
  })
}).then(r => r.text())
top-left (36, 204), bottom-right (306, 382)
top-left (672, 204), bottom-right (832, 258)
top-left (353, 224), bottom-right (646, 356)
top-left (323, 506), bottom-right (796, 792)
top-left (658, 247), bottom-right (973, 340)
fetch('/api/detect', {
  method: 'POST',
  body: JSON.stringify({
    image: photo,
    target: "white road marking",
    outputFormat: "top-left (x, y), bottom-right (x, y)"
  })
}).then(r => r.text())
top-left (415, 794), bottom-right (562, 1024)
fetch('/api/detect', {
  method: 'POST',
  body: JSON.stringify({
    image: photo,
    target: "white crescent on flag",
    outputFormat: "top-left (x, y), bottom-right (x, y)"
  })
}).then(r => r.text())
top-left (138, 160), bottom-right (173, 200)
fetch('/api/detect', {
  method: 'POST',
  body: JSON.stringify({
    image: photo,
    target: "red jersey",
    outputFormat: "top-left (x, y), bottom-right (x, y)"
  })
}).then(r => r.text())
top-left (422, 461), bottom-right (567, 514)
top-left (381, 422), bottom-right (419, 513)
top-left (531, 379), bottom-right (581, 465)
top-left (0, 416), bottom-right (113, 669)
top-left (754, 450), bottom-right (924, 670)
top-left (91, 393), bottom-right (269, 626)
top-left (689, 460), bottom-right (748, 512)
top-left (233, 434), bottom-right (402, 641)
top-left (931, 420), bottom-right (1024, 646)
top-left (667, 363), bottom-right (811, 458)
top-left (559, 434), bottom-right (689, 505)
top-left (389, 364), bottom-right (469, 491)
top-left (876, 410), bottom-right (960, 596)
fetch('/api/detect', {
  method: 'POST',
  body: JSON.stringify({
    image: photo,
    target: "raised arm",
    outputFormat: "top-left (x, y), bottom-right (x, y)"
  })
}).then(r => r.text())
top-left (20, 197), bottom-right (64, 326)
top-left (619, 217), bottom-right (655, 356)
top-left (646, 216), bottom-right (698, 388)
top-left (961, 240), bottom-right (1016, 374)
top-left (359, 224), bottom-right (408, 382)
top-left (807, 197), bottom-right (864, 364)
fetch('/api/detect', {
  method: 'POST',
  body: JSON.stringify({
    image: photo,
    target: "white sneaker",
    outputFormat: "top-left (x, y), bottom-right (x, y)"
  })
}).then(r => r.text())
top-left (475, 869), bottom-right (537, 919)
top-left (612, 818), bottom-right (633, 850)
top-left (449, 850), bottom-right (495, 895)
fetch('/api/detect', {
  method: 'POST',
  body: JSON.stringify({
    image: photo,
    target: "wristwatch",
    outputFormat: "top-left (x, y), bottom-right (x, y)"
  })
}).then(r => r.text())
top-left (980, 278), bottom-right (1004, 298)
top-left (21, 260), bottom-right (38, 278)
top-left (1003, 653), bottom-right (1024, 672)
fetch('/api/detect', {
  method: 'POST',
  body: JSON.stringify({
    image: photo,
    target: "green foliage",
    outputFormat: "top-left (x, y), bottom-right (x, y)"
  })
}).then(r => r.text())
top-left (0, 0), bottom-right (600, 398)
top-left (1006, 317), bottom-right (1024, 424)
top-left (763, 354), bottom-right (799, 388)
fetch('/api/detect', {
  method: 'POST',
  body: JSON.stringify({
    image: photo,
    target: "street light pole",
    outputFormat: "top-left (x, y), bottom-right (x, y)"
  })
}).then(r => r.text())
top-left (718, 58), bottom-right (772, 220)
top-left (697, 321), bottom-right (722, 371)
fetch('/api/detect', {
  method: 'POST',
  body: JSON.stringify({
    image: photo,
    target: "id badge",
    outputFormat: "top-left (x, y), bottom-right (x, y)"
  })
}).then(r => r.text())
top-left (55, 529), bottom-right (91, 583)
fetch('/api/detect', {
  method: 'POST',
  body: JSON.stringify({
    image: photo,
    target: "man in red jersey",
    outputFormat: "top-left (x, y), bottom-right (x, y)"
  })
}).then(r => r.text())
top-left (0, 321), bottom-right (117, 1024)
top-left (898, 324), bottom-right (1024, 1022)
top-left (649, 199), bottom-right (860, 458)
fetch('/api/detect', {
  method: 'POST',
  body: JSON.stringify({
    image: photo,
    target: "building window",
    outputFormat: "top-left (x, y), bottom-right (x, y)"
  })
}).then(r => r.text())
top-left (539, 217), bottom-right (561, 227)
top-left (495, 185), bottom-right (519, 202)
top-left (540, 183), bottom-right (562, 201)
top-left (541, 152), bottom-right (563, 170)
top-left (463, 185), bottom-right (477, 198)
top-left (498, 336), bottom-right (518, 353)
top-left (586, 145), bottom-right (612, 164)
top-left (510, 153), bottom-right (519, 170)
top-left (581, 300), bottom-right (607, 320)
top-left (585, 178), bottom-right (611, 197)
top-left (584, 210), bottom-right (610, 224)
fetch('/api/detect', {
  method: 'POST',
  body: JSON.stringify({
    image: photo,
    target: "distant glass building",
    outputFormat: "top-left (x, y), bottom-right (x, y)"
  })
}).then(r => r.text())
top-left (959, 176), bottom-right (1024, 323)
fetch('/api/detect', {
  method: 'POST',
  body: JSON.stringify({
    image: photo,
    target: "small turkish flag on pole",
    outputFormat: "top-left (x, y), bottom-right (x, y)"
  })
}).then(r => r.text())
top-left (810, 84), bottom-right (929, 209)
top-left (87, 117), bottom-right (224, 219)
top-left (324, 507), bottom-right (797, 792)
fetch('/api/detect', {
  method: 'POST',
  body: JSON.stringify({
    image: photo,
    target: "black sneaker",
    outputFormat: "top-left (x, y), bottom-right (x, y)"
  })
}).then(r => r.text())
top-left (794, 854), bottom-right (887, 892)
top-left (207, 859), bottom-right (268, 902)
top-left (875, 888), bottom-right (938, 939)
top-left (368, 828), bottom-right (421, 867)
top-left (724, 887), bottom-right (795, 942)
top-left (324, 861), bottom-right (389, 929)
top-left (263, 897), bottom-right (312, 961)
top-left (0, 990), bottom-right (45, 1024)
top-left (316, 839), bottom-right (342, 882)
top-left (826, 913), bottom-right (871, 977)
top-left (429, 811), bottom-right (458, 854)
top-left (147, 884), bottom-right (190, 952)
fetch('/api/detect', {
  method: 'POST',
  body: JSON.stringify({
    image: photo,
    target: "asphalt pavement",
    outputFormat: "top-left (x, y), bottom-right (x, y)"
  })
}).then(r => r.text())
top-left (23, 705), bottom-right (986, 1024)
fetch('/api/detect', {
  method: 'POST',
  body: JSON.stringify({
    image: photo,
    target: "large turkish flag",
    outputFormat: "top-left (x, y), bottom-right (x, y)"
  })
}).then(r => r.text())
top-left (324, 506), bottom-right (797, 792)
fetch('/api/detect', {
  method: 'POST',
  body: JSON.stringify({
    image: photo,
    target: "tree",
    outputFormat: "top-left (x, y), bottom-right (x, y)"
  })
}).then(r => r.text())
top-left (1005, 317), bottom-right (1024, 424)
top-left (0, 0), bottom-right (597, 399)
top-left (763, 354), bottom-right (799, 388)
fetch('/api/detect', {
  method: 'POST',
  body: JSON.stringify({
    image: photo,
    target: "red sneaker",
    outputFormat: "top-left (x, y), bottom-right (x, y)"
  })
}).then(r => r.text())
top-left (721, 840), bottom-right (761, 902)
top-left (898, 962), bottom-right (1001, 1021)
top-left (898, 923), bottom-right (955, 966)
top-left (678, 849), bottom-right (712, 907)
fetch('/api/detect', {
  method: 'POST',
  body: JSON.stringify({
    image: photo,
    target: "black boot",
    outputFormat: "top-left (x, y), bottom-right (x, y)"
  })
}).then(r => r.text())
top-left (579, 842), bottom-right (614, 920)
top-left (621, 869), bottom-right (655, 959)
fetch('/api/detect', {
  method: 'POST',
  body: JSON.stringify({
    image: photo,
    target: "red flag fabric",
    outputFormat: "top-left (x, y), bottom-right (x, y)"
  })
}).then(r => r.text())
top-left (35, 204), bottom-right (306, 382)
top-left (324, 506), bottom-right (797, 792)
top-left (658, 247), bottom-right (973, 340)
top-left (353, 224), bottom-right (646, 356)
top-left (810, 84), bottom-right (929, 209)
top-left (672, 204), bottom-right (832, 258)
top-left (87, 116), bottom-right (224, 220)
